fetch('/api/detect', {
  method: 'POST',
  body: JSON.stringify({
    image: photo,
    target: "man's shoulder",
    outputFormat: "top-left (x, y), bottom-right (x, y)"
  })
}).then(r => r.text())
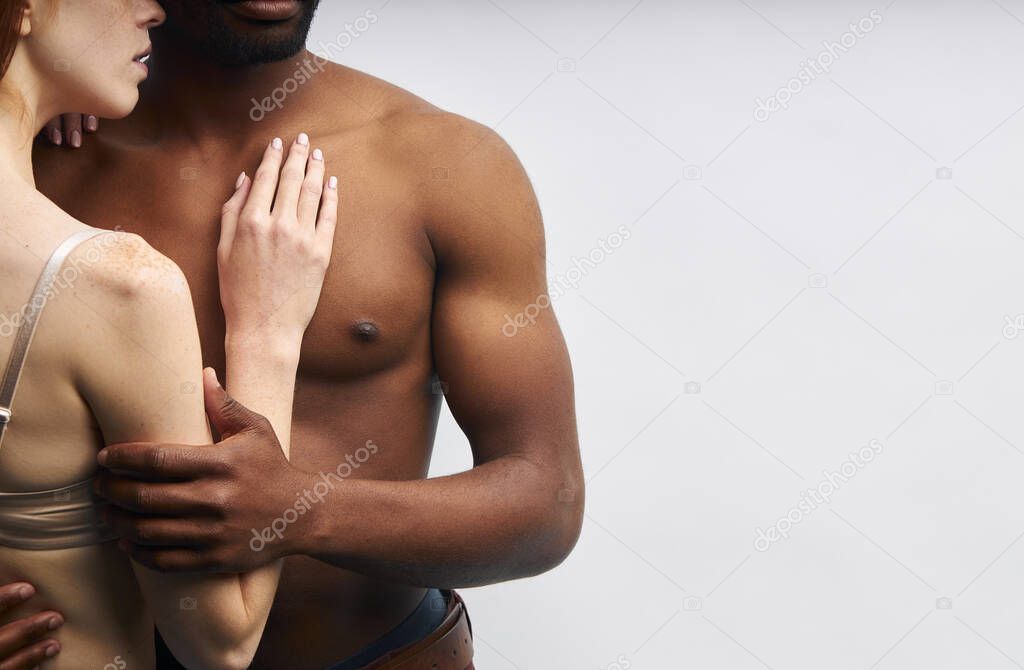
top-left (322, 63), bottom-right (515, 171)
top-left (325, 69), bottom-right (541, 257)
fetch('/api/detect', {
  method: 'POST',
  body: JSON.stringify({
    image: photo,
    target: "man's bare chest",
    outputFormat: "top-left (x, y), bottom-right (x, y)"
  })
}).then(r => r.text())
top-left (56, 154), bottom-right (437, 380)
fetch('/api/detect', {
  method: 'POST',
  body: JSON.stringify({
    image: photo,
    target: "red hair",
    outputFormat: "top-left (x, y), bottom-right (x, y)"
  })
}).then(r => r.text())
top-left (0, 1), bottom-right (25, 79)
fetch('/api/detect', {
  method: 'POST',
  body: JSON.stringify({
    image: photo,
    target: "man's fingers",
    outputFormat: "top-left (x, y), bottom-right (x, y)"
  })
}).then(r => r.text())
top-left (42, 118), bottom-right (62, 146)
top-left (126, 545), bottom-right (213, 573)
top-left (0, 638), bottom-right (61, 670)
top-left (97, 441), bottom-right (225, 479)
top-left (104, 509), bottom-right (212, 547)
top-left (0, 611), bottom-right (62, 660)
top-left (241, 137), bottom-right (285, 221)
top-left (63, 113), bottom-right (83, 148)
top-left (93, 475), bottom-right (213, 515)
top-left (272, 133), bottom-right (311, 219)
top-left (0, 584), bottom-right (33, 615)
top-left (202, 368), bottom-right (268, 439)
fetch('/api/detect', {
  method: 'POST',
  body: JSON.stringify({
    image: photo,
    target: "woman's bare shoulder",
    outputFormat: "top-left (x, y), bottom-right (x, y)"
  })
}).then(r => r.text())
top-left (68, 229), bottom-right (191, 303)
top-left (8, 188), bottom-right (190, 305)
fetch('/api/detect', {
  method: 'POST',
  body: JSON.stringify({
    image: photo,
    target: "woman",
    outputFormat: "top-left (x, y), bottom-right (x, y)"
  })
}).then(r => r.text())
top-left (0, 0), bottom-right (338, 668)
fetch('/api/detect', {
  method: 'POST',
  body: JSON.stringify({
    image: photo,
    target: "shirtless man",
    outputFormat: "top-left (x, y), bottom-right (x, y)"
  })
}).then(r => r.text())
top-left (21, 0), bottom-right (583, 667)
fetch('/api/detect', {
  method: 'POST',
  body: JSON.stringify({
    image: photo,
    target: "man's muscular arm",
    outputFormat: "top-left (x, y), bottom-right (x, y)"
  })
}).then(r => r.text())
top-left (95, 118), bottom-right (584, 587)
top-left (297, 120), bottom-right (584, 585)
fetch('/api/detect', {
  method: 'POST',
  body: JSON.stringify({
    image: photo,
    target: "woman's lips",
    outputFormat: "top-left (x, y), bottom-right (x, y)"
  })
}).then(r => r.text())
top-left (225, 0), bottom-right (303, 22)
top-left (133, 54), bottom-right (150, 76)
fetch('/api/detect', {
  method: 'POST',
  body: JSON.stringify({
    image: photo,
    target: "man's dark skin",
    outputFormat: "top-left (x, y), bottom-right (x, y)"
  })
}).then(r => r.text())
top-left (31, 1), bottom-right (583, 667)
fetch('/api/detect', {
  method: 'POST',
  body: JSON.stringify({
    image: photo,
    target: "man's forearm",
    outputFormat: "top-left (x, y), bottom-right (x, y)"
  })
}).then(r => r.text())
top-left (290, 455), bottom-right (583, 588)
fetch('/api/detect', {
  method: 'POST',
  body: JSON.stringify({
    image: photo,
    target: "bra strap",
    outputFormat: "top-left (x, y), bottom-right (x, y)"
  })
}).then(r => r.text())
top-left (0, 229), bottom-right (108, 446)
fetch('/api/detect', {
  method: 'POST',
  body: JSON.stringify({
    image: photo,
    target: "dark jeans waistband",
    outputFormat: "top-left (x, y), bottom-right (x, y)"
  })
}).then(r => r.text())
top-left (326, 588), bottom-right (448, 670)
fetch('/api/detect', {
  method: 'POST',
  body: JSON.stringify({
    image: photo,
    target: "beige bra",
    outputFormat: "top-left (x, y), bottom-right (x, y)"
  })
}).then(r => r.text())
top-left (0, 229), bottom-right (119, 550)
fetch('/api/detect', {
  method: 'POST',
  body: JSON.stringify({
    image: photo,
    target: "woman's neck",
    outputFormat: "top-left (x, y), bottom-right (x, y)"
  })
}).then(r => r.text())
top-left (0, 71), bottom-right (51, 187)
top-left (0, 112), bottom-right (38, 187)
top-left (0, 50), bottom-right (65, 187)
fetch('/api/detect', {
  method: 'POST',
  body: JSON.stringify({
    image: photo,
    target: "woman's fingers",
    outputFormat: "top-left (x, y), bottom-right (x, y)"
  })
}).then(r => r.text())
top-left (296, 147), bottom-right (325, 229)
top-left (241, 137), bottom-right (285, 222)
top-left (220, 172), bottom-right (252, 256)
top-left (272, 133), bottom-right (311, 221)
top-left (316, 176), bottom-right (340, 254)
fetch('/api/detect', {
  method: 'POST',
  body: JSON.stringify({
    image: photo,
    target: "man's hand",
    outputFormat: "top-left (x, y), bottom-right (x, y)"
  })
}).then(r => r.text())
top-left (0, 583), bottom-right (64, 670)
top-left (40, 114), bottom-right (99, 148)
top-left (94, 370), bottom-right (308, 573)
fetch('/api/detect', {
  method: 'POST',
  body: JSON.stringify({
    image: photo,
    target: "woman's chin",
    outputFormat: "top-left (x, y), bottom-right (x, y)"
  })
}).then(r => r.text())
top-left (96, 92), bottom-right (139, 120)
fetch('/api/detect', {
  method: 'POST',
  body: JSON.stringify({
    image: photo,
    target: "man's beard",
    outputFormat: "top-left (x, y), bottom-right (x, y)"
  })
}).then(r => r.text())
top-left (160, 1), bottom-right (321, 67)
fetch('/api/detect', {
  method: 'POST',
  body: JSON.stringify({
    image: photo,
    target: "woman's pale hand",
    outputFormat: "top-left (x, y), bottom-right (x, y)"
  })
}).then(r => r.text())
top-left (218, 133), bottom-right (339, 352)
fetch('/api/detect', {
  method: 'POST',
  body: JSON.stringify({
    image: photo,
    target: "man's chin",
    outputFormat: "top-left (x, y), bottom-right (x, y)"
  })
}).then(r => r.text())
top-left (159, 0), bottom-right (319, 67)
top-left (223, 0), bottom-right (305, 23)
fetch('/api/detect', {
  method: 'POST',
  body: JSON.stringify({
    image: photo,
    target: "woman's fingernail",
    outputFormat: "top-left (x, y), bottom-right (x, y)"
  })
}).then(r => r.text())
top-left (235, 171), bottom-right (246, 189)
top-left (271, 137), bottom-right (283, 150)
top-left (44, 641), bottom-right (60, 656)
top-left (86, 115), bottom-right (98, 131)
top-left (70, 130), bottom-right (81, 148)
top-left (17, 584), bottom-right (33, 598)
top-left (47, 616), bottom-right (62, 630)
top-left (297, 132), bottom-right (309, 146)
top-left (328, 176), bottom-right (338, 190)
top-left (51, 128), bottom-right (62, 145)
top-left (312, 148), bottom-right (323, 161)
top-left (205, 367), bottom-right (221, 387)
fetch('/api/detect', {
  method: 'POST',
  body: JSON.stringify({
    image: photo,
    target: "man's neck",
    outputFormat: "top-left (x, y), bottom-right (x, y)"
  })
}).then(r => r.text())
top-left (137, 43), bottom-right (329, 145)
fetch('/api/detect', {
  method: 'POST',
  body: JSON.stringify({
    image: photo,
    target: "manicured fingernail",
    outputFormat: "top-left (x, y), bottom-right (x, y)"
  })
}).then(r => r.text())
top-left (51, 128), bottom-right (62, 145)
top-left (297, 132), bottom-right (309, 146)
top-left (204, 367), bottom-right (221, 387)
top-left (235, 171), bottom-right (246, 189)
top-left (86, 115), bottom-right (98, 131)
top-left (70, 130), bottom-right (81, 148)
top-left (312, 148), bottom-right (323, 161)
top-left (328, 176), bottom-right (338, 190)
top-left (17, 584), bottom-right (33, 598)
top-left (271, 137), bottom-right (283, 150)
top-left (97, 449), bottom-right (108, 466)
top-left (47, 616), bottom-right (62, 630)
top-left (44, 641), bottom-right (60, 656)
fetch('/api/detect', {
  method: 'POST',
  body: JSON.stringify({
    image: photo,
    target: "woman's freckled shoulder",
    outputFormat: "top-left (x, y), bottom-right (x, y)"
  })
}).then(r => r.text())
top-left (73, 230), bottom-right (191, 301)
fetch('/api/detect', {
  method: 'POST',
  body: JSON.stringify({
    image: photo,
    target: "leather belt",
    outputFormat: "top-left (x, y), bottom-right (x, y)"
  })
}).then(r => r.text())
top-left (362, 591), bottom-right (474, 670)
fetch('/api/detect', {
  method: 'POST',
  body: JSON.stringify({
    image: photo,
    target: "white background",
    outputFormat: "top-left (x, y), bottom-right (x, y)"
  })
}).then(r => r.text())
top-left (311, 1), bottom-right (1024, 667)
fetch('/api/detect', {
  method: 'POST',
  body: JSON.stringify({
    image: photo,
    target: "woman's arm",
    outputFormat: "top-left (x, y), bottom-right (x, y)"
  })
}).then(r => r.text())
top-left (75, 136), bottom-right (336, 670)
